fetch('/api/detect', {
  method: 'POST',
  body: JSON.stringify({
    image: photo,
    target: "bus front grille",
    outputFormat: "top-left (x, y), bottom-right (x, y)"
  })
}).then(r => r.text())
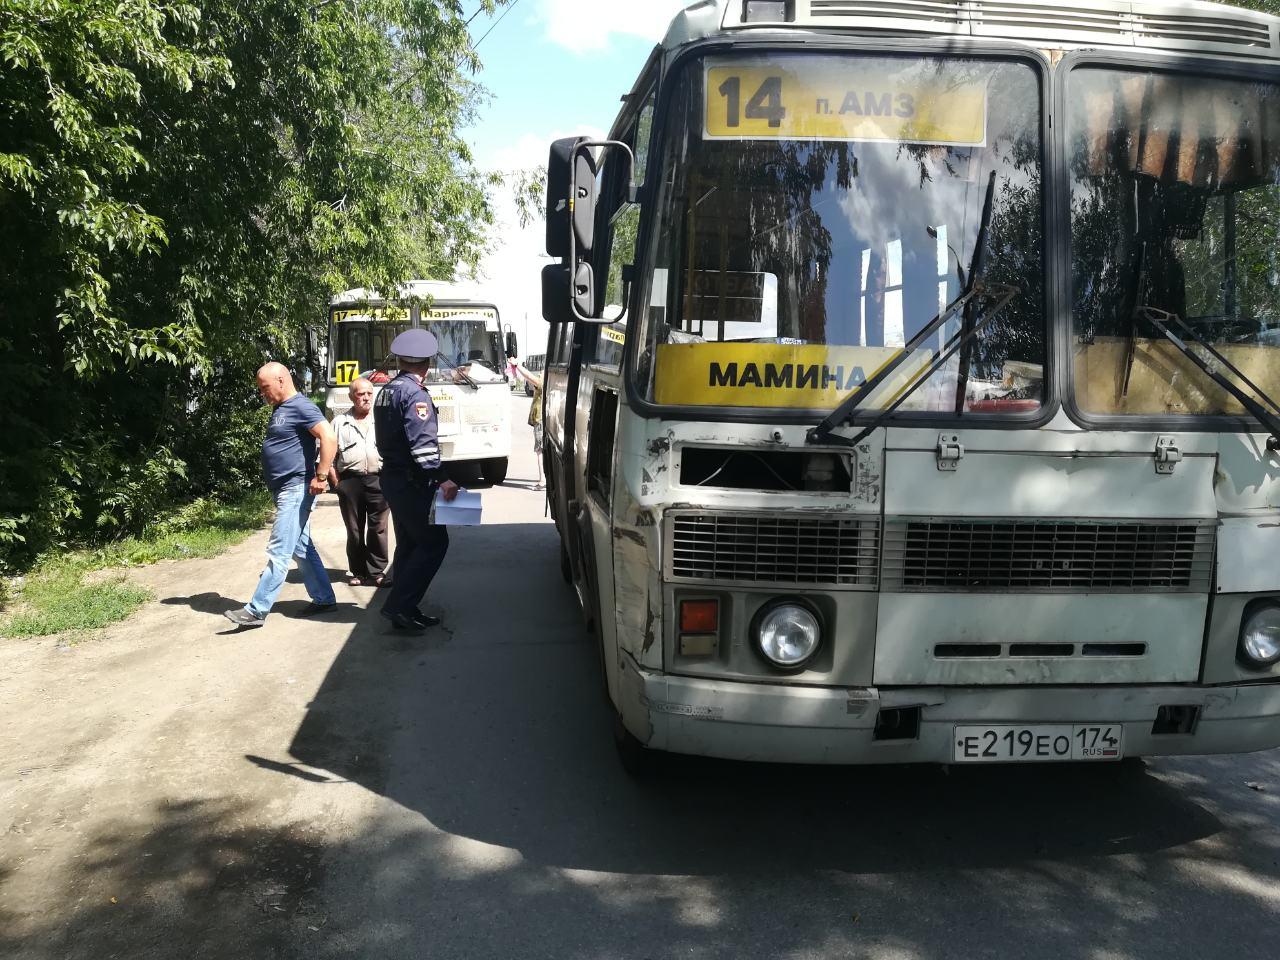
top-left (882, 518), bottom-right (1215, 593)
top-left (435, 404), bottom-right (458, 429)
top-left (667, 512), bottom-right (880, 588)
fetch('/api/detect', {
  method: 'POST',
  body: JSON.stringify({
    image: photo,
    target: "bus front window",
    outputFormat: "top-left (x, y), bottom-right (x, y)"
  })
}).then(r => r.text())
top-left (330, 316), bottom-right (411, 382)
top-left (1069, 68), bottom-right (1280, 419)
top-left (636, 53), bottom-right (1045, 415)
top-left (423, 318), bottom-right (505, 384)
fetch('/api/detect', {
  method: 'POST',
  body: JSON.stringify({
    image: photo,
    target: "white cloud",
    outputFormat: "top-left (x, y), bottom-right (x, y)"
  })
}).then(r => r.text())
top-left (534, 0), bottom-right (689, 54)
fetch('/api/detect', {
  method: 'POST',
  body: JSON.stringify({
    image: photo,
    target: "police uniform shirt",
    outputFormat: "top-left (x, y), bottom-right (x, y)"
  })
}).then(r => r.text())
top-left (373, 371), bottom-right (448, 484)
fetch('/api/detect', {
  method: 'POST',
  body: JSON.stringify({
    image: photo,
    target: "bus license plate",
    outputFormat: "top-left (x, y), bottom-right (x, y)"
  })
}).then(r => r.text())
top-left (953, 724), bottom-right (1123, 763)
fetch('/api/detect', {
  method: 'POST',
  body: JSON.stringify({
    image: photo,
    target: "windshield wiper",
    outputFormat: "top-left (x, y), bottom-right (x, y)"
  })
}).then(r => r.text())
top-left (805, 282), bottom-right (1019, 447)
top-left (1121, 242), bottom-right (1149, 399)
top-left (1136, 306), bottom-right (1280, 449)
top-left (952, 170), bottom-right (999, 414)
top-left (434, 352), bottom-right (479, 390)
top-left (808, 170), bottom-right (1016, 447)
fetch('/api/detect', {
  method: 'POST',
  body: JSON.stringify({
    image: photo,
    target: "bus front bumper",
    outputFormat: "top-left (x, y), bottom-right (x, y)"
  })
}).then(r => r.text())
top-left (618, 658), bottom-right (1280, 764)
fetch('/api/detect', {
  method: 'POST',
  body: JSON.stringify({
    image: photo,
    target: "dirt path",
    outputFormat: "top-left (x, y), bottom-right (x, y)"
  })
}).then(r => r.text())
top-left (0, 396), bottom-right (551, 959)
top-left (4, 397), bottom-right (1280, 960)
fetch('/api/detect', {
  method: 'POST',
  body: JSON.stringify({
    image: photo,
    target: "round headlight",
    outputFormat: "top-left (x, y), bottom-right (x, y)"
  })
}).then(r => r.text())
top-left (1240, 605), bottom-right (1280, 668)
top-left (755, 602), bottom-right (821, 669)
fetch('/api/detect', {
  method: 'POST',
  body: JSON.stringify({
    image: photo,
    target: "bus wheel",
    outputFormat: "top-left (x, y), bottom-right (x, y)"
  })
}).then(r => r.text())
top-left (480, 457), bottom-right (508, 485)
top-left (613, 713), bottom-right (657, 778)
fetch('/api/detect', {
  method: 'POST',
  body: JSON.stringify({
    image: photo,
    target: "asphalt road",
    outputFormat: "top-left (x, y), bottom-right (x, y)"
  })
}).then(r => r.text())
top-left (2, 395), bottom-right (1278, 959)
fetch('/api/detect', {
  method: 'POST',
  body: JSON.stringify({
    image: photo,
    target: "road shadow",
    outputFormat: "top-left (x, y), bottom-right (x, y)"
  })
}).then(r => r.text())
top-left (0, 797), bottom-right (331, 960)
top-left (161, 592), bottom-right (242, 615)
top-left (284, 522), bottom-right (1242, 878)
top-left (6, 520), bottom-right (1279, 960)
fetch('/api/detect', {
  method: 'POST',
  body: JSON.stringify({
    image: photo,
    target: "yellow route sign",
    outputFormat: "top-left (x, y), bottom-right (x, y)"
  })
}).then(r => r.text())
top-left (655, 342), bottom-right (929, 409)
top-left (704, 58), bottom-right (987, 146)
top-left (335, 360), bottom-right (360, 386)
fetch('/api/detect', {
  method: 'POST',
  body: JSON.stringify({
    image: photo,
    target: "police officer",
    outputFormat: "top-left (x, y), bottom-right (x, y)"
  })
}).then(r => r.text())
top-left (374, 329), bottom-right (460, 632)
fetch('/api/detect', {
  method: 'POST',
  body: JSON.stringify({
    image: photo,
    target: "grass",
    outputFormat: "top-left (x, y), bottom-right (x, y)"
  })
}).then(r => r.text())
top-left (3, 571), bottom-right (153, 638)
top-left (1, 490), bottom-right (272, 639)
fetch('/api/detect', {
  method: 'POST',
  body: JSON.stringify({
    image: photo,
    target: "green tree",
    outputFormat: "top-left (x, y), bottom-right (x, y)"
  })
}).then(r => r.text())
top-left (0, 0), bottom-right (507, 569)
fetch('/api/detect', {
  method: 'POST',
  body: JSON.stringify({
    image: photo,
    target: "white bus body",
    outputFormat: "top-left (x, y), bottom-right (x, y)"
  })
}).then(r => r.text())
top-left (327, 280), bottom-right (513, 484)
top-left (542, 0), bottom-right (1280, 770)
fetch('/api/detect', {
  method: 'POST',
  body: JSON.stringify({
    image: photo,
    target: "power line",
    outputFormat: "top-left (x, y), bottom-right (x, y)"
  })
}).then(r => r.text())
top-left (472, 0), bottom-right (523, 51)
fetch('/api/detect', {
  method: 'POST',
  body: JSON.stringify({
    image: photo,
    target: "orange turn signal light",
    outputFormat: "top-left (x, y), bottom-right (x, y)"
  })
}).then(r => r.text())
top-left (680, 599), bottom-right (719, 634)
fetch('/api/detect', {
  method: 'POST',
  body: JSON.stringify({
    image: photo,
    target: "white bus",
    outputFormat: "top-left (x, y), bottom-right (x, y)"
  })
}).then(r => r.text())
top-left (542, 0), bottom-right (1280, 773)
top-left (327, 280), bottom-right (516, 484)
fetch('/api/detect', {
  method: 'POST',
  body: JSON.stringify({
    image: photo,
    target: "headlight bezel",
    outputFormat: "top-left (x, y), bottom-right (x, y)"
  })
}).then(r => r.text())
top-left (1238, 600), bottom-right (1280, 670)
top-left (751, 598), bottom-right (824, 672)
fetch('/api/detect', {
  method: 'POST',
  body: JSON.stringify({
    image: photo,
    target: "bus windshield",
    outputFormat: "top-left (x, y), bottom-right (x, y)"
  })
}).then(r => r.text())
top-left (424, 316), bottom-right (505, 384)
top-left (330, 316), bottom-right (411, 381)
top-left (1069, 67), bottom-right (1280, 419)
top-left (635, 53), bottom-right (1045, 415)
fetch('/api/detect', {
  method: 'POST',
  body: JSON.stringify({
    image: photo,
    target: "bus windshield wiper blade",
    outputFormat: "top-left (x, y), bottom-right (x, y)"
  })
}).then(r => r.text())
top-left (952, 171), bottom-right (999, 414)
top-left (806, 282), bottom-right (1018, 448)
top-left (435, 352), bottom-right (480, 390)
top-left (1138, 306), bottom-right (1280, 449)
top-left (808, 170), bottom-right (1005, 446)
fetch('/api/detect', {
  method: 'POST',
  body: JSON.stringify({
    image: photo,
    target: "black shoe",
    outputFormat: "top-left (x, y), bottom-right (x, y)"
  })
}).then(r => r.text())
top-left (411, 611), bottom-right (441, 628)
top-left (223, 608), bottom-right (266, 628)
top-left (381, 610), bottom-right (426, 633)
top-left (298, 601), bottom-right (338, 617)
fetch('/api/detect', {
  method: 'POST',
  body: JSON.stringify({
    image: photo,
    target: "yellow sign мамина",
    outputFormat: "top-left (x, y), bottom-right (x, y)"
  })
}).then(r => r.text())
top-left (704, 58), bottom-right (987, 146)
top-left (654, 342), bottom-right (929, 409)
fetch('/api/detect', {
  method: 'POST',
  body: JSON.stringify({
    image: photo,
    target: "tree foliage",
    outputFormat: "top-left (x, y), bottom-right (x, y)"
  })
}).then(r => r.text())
top-left (0, 0), bottom-right (506, 570)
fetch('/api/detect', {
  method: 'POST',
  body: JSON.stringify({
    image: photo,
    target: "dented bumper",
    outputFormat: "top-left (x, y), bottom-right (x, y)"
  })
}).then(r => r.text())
top-left (617, 654), bottom-right (1280, 765)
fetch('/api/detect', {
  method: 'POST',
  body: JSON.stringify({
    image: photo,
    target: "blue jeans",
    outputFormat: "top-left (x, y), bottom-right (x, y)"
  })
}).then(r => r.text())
top-left (246, 481), bottom-right (336, 617)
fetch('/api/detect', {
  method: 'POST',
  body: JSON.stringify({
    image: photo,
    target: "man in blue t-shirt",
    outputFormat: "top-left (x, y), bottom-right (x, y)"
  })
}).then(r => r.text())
top-left (224, 362), bottom-right (339, 628)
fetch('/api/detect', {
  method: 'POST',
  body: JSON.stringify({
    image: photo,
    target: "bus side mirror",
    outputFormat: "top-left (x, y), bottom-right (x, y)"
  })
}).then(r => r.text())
top-left (542, 264), bottom-right (572, 325)
top-left (545, 138), bottom-right (577, 259)
top-left (545, 135), bottom-right (636, 323)
top-left (505, 330), bottom-right (518, 360)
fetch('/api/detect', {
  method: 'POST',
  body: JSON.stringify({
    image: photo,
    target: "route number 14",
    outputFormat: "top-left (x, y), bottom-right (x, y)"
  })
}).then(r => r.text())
top-left (717, 76), bottom-right (786, 128)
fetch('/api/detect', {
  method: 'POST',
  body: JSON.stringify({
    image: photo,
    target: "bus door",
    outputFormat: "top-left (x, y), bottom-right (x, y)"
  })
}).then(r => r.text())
top-left (572, 323), bottom-right (626, 691)
top-left (571, 98), bottom-right (650, 681)
top-left (545, 319), bottom-right (598, 623)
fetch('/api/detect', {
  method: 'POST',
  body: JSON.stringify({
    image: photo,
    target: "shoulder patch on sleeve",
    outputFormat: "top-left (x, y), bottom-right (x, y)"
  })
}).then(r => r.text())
top-left (414, 401), bottom-right (430, 420)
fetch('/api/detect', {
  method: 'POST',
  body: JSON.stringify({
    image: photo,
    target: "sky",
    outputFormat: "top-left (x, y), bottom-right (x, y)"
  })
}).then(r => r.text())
top-left (460, 0), bottom-right (690, 359)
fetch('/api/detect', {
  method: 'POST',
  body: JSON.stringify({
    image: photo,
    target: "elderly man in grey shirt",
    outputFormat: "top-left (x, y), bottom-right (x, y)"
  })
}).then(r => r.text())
top-left (327, 378), bottom-right (391, 586)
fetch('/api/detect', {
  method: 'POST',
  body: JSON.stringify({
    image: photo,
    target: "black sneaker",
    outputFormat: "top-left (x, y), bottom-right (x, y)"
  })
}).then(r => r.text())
top-left (223, 608), bottom-right (266, 628)
top-left (411, 611), bottom-right (442, 628)
top-left (381, 610), bottom-right (426, 633)
top-left (298, 601), bottom-right (338, 617)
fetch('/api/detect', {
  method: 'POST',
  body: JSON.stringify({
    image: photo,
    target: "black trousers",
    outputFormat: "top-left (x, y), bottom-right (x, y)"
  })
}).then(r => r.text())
top-left (380, 470), bottom-right (450, 618)
top-left (336, 473), bottom-right (389, 579)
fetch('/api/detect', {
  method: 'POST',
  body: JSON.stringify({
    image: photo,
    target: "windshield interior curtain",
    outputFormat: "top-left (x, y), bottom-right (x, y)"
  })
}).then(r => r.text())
top-left (1070, 66), bottom-right (1280, 419)
top-left (1081, 73), bottom-right (1280, 192)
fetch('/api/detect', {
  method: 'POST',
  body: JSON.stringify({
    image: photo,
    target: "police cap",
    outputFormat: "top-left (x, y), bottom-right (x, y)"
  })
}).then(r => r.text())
top-left (390, 329), bottom-right (439, 363)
